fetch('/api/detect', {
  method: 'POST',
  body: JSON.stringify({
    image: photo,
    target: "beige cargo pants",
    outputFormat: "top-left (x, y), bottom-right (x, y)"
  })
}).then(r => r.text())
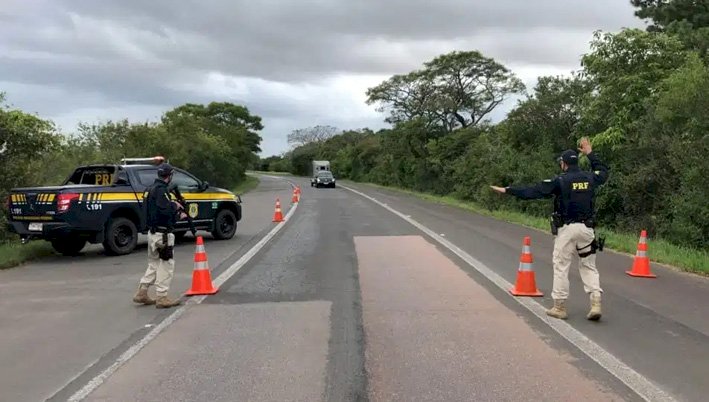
top-left (552, 222), bottom-right (602, 300)
top-left (139, 232), bottom-right (176, 297)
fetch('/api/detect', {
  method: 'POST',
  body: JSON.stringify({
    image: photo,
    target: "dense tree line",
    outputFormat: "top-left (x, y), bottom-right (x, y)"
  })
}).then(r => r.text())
top-left (0, 98), bottom-right (263, 241)
top-left (260, 2), bottom-right (709, 250)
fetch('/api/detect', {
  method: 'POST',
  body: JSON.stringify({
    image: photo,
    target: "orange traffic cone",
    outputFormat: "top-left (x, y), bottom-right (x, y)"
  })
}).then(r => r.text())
top-left (626, 230), bottom-right (656, 278)
top-left (509, 236), bottom-right (544, 297)
top-left (272, 198), bottom-right (284, 222)
top-left (185, 236), bottom-right (219, 296)
top-left (291, 188), bottom-right (299, 203)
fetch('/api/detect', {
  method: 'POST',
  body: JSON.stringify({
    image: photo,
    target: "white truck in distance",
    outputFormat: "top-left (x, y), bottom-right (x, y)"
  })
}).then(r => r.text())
top-left (312, 160), bottom-right (330, 173)
top-left (310, 160), bottom-right (335, 188)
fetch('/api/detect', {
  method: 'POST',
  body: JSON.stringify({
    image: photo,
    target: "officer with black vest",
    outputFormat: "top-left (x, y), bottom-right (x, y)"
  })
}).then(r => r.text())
top-left (133, 162), bottom-right (186, 309)
top-left (490, 137), bottom-right (609, 320)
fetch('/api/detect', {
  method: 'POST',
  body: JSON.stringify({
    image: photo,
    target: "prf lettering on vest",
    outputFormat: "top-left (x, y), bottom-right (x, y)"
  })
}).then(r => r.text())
top-left (572, 182), bottom-right (589, 190)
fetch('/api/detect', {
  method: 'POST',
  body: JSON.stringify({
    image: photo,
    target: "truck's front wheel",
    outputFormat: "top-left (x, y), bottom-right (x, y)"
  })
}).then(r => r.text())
top-left (211, 209), bottom-right (237, 240)
top-left (51, 237), bottom-right (87, 256)
top-left (103, 217), bottom-right (138, 256)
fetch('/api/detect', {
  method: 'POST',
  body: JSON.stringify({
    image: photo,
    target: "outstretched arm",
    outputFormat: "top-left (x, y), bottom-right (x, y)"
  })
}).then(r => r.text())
top-left (490, 178), bottom-right (560, 200)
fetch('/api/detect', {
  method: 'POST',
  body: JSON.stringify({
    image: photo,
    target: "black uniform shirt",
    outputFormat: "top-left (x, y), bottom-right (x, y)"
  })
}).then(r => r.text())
top-left (145, 179), bottom-right (178, 231)
top-left (506, 152), bottom-right (609, 223)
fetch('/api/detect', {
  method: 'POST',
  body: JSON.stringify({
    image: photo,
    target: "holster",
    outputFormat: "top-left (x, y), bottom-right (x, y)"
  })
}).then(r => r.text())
top-left (550, 212), bottom-right (562, 235)
top-left (577, 235), bottom-right (606, 258)
top-left (158, 232), bottom-right (174, 261)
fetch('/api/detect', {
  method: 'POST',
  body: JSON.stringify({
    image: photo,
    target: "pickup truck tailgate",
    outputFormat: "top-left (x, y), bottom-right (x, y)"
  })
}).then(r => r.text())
top-left (8, 191), bottom-right (59, 220)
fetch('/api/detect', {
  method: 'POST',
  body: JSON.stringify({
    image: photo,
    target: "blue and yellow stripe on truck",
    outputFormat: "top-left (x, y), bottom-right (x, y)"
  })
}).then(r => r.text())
top-left (34, 193), bottom-right (56, 204)
top-left (76, 192), bottom-right (237, 203)
top-left (10, 194), bottom-right (27, 204)
top-left (10, 193), bottom-right (56, 205)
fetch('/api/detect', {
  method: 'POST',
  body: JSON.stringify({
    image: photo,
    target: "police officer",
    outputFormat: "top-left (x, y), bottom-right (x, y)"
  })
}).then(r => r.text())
top-left (132, 163), bottom-right (186, 308)
top-left (490, 137), bottom-right (609, 320)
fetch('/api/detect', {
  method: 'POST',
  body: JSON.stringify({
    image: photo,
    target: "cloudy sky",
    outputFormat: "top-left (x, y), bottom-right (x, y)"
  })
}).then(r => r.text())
top-left (1, 0), bottom-right (645, 156)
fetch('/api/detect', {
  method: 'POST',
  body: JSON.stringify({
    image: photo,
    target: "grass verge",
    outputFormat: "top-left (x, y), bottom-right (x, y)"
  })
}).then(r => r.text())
top-left (0, 241), bottom-right (55, 270)
top-left (247, 170), bottom-right (293, 176)
top-left (354, 181), bottom-right (709, 276)
top-left (234, 175), bottom-right (260, 194)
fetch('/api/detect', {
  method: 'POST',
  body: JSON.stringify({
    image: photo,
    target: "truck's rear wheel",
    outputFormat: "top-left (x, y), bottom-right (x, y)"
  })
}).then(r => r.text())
top-left (103, 217), bottom-right (138, 256)
top-left (50, 237), bottom-right (87, 256)
top-left (211, 209), bottom-right (237, 240)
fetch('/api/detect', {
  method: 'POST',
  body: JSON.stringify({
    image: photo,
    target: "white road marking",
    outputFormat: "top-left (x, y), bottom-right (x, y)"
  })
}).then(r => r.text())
top-left (340, 183), bottom-right (675, 402)
top-left (67, 179), bottom-right (300, 402)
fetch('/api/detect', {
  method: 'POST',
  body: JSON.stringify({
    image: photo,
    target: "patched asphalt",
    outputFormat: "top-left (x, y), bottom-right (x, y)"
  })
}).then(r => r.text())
top-left (80, 178), bottom-right (643, 402)
top-left (2, 175), bottom-right (705, 401)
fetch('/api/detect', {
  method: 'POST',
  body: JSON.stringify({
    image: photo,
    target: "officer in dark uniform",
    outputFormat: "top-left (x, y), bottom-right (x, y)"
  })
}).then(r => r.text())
top-left (490, 137), bottom-right (609, 320)
top-left (132, 163), bottom-right (186, 308)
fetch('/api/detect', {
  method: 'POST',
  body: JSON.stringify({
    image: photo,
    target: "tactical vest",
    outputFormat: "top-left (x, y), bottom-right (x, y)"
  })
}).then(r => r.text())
top-left (556, 170), bottom-right (596, 224)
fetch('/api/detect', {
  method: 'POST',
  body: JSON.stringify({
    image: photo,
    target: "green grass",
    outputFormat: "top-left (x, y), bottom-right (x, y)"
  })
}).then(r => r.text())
top-left (234, 175), bottom-right (260, 194)
top-left (247, 170), bottom-right (293, 176)
top-left (352, 181), bottom-right (709, 276)
top-left (0, 241), bottom-right (55, 270)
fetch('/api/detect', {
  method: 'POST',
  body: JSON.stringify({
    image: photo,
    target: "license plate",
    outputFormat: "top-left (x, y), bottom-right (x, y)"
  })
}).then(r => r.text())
top-left (28, 223), bottom-right (43, 232)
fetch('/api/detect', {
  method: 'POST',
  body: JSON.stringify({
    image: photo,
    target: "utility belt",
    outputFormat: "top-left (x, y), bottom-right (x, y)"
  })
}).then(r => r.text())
top-left (550, 213), bottom-right (595, 235)
top-left (565, 218), bottom-right (595, 228)
top-left (550, 213), bottom-right (605, 257)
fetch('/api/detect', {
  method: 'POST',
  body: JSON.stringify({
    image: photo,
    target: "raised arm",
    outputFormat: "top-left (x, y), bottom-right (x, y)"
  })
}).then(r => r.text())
top-left (579, 137), bottom-right (609, 186)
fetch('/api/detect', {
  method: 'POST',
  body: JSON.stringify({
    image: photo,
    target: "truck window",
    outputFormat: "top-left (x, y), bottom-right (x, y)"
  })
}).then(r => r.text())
top-left (135, 168), bottom-right (199, 190)
top-left (172, 171), bottom-right (200, 190)
top-left (136, 168), bottom-right (159, 186)
top-left (65, 166), bottom-right (116, 185)
top-left (114, 169), bottom-right (130, 185)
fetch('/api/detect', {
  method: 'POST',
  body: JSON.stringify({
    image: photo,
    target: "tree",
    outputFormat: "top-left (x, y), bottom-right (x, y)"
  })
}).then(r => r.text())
top-left (287, 125), bottom-right (341, 147)
top-left (161, 102), bottom-right (264, 188)
top-left (422, 50), bottom-right (526, 130)
top-left (631, 0), bottom-right (709, 32)
top-left (642, 53), bottom-right (709, 248)
top-left (580, 29), bottom-right (687, 147)
top-left (502, 73), bottom-right (593, 151)
top-left (0, 93), bottom-right (62, 240)
top-left (631, 0), bottom-right (709, 56)
top-left (366, 50), bottom-right (525, 132)
top-left (364, 71), bottom-right (438, 127)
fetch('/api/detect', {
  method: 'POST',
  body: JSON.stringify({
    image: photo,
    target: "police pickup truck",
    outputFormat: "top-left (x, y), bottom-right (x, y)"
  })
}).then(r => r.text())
top-left (6, 156), bottom-right (242, 256)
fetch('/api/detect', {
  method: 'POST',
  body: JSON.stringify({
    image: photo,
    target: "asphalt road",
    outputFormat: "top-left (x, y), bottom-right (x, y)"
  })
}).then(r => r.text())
top-left (1, 174), bottom-right (707, 402)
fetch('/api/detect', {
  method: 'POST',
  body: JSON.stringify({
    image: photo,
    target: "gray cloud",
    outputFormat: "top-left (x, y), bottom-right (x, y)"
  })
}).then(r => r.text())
top-left (0, 0), bottom-right (644, 155)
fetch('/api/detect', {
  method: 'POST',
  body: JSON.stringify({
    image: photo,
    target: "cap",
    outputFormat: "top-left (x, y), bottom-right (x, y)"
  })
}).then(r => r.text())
top-left (157, 163), bottom-right (174, 178)
top-left (558, 149), bottom-right (579, 165)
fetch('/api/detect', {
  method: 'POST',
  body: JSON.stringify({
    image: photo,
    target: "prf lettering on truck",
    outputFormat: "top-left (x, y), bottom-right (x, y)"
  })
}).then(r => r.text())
top-left (94, 174), bottom-right (112, 185)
